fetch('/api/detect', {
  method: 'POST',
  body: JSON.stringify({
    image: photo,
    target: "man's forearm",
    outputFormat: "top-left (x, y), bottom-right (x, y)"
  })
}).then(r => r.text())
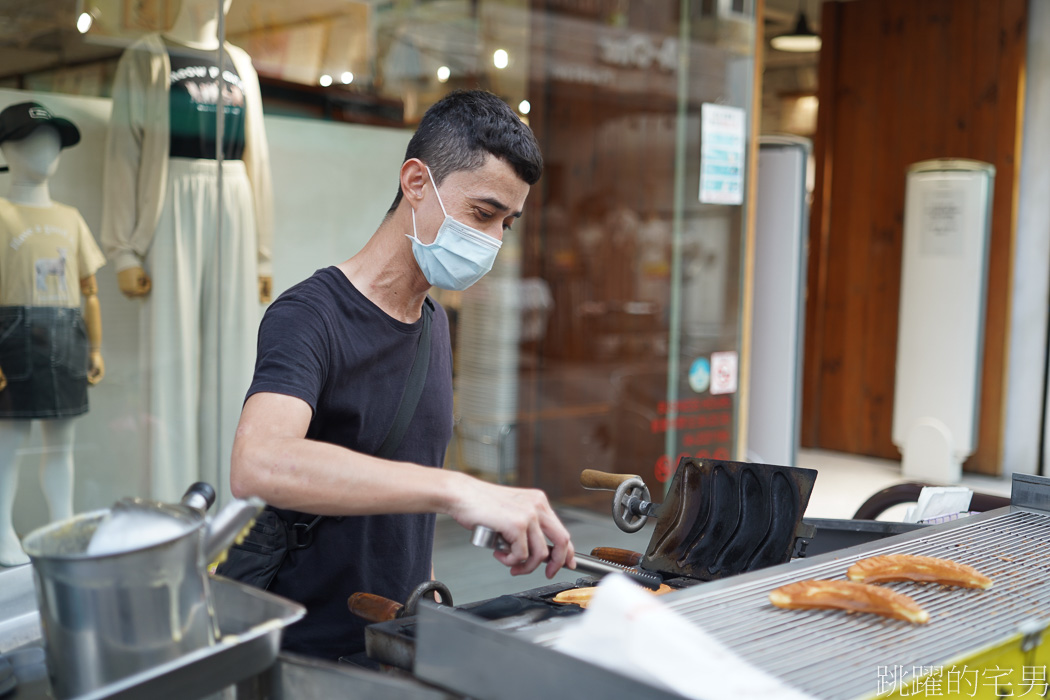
top-left (232, 392), bottom-right (575, 577)
top-left (231, 432), bottom-right (461, 517)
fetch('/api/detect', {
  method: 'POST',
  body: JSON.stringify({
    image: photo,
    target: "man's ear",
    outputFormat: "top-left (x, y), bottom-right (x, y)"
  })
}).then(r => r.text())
top-left (400, 159), bottom-right (428, 208)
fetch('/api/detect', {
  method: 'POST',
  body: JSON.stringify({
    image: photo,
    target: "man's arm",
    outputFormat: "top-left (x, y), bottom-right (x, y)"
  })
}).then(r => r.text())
top-left (231, 391), bottom-right (576, 579)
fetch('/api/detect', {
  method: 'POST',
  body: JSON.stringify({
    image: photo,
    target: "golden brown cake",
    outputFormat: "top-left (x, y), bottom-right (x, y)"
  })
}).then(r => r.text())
top-left (551, 583), bottom-right (673, 609)
top-left (846, 554), bottom-right (993, 589)
top-left (769, 579), bottom-right (930, 623)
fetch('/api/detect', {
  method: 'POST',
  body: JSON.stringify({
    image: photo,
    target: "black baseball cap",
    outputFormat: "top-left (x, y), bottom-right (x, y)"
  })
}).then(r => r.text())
top-left (0, 102), bottom-right (80, 149)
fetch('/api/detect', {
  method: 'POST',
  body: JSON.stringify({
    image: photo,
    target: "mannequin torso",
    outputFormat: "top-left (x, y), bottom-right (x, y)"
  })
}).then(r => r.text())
top-left (116, 0), bottom-right (271, 302)
top-left (0, 125), bottom-right (105, 387)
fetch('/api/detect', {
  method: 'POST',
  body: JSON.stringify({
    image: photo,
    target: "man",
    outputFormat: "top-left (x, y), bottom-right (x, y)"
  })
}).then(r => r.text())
top-left (228, 90), bottom-right (576, 661)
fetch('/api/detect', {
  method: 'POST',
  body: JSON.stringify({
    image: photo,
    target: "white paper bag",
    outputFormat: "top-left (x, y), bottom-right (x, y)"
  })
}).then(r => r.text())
top-left (551, 574), bottom-right (815, 700)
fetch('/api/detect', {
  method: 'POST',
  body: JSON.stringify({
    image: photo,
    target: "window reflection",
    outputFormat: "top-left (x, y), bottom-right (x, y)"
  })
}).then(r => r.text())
top-left (0, 0), bottom-right (753, 542)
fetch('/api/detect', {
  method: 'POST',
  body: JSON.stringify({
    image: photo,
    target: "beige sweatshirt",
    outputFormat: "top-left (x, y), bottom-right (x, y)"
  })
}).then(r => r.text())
top-left (100, 33), bottom-right (273, 276)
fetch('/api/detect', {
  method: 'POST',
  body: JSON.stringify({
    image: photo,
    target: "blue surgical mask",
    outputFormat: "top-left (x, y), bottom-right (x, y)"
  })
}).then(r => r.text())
top-left (407, 166), bottom-right (502, 290)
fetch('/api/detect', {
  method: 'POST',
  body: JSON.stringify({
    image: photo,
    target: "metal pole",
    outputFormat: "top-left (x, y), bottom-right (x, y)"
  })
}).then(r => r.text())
top-left (663, 0), bottom-right (691, 493)
top-left (214, 0), bottom-right (226, 502)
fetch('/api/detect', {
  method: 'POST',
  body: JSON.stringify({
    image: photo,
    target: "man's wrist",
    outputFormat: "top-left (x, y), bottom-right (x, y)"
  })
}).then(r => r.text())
top-left (435, 468), bottom-right (469, 517)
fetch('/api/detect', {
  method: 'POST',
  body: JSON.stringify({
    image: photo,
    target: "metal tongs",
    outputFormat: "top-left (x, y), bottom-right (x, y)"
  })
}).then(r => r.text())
top-left (471, 525), bottom-right (662, 590)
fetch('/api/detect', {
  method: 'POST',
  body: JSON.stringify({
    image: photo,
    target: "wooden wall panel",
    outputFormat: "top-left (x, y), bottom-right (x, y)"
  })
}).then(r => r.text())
top-left (800, 1), bottom-right (839, 449)
top-left (813, 0), bottom-right (882, 454)
top-left (801, 0), bottom-right (1027, 474)
top-left (980, 0), bottom-right (1026, 474)
top-left (865, 0), bottom-right (908, 455)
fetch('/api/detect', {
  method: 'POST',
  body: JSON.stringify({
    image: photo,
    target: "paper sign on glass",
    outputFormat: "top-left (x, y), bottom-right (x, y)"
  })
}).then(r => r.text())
top-left (699, 103), bottom-right (746, 205)
top-left (710, 351), bottom-right (738, 395)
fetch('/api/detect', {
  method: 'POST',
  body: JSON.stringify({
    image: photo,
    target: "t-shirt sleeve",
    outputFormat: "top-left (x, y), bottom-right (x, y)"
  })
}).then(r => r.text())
top-left (247, 298), bottom-right (329, 414)
top-left (75, 211), bottom-right (107, 279)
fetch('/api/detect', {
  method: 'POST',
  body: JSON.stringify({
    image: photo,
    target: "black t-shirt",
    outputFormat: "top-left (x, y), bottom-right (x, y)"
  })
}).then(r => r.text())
top-left (166, 42), bottom-right (246, 160)
top-left (247, 266), bottom-right (454, 660)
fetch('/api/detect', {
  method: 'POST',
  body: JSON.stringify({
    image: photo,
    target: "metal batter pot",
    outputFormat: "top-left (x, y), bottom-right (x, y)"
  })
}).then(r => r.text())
top-left (20, 484), bottom-right (262, 699)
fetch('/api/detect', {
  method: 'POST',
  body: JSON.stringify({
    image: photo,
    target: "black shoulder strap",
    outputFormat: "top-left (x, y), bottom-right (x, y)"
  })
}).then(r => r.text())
top-left (295, 298), bottom-right (434, 540)
top-left (376, 297), bottom-right (433, 459)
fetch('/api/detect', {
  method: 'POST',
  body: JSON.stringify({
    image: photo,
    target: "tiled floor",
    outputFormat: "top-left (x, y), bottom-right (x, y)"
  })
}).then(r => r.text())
top-left (796, 448), bottom-right (1013, 519)
top-left (432, 448), bottom-right (1017, 604)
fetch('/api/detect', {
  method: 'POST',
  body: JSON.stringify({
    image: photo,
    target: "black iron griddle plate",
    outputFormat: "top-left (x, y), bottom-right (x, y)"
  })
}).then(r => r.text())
top-left (642, 457), bottom-right (817, 581)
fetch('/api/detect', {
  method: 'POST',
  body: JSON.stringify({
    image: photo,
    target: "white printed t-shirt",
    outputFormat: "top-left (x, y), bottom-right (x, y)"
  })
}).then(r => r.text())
top-left (0, 198), bottom-right (106, 307)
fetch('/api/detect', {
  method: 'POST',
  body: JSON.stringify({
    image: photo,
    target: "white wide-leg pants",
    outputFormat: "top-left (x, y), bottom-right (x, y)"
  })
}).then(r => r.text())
top-left (144, 158), bottom-right (258, 505)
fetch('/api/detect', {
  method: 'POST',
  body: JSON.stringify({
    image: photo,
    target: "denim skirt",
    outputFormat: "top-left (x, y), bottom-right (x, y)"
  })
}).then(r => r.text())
top-left (0, 306), bottom-right (89, 419)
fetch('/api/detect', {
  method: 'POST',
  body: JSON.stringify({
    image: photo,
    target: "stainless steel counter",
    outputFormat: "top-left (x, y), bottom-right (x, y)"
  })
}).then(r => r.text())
top-left (0, 565), bottom-right (447, 700)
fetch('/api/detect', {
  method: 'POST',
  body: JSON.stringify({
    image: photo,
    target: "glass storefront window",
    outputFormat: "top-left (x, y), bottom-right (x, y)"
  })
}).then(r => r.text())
top-left (0, 0), bottom-right (756, 561)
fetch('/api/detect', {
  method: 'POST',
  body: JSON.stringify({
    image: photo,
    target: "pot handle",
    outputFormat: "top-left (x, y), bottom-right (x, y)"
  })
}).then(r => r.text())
top-left (181, 482), bottom-right (217, 514)
top-left (203, 497), bottom-right (266, 567)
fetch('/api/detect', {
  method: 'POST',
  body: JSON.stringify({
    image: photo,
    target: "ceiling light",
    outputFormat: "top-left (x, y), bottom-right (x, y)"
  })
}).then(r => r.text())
top-left (319, 74), bottom-right (333, 87)
top-left (493, 49), bottom-right (509, 70)
top-left (77, 12), bottom-right (93, 33)
top-left (436, 66), bottom-right (451, 83)
top-left (340, 71), bottom-right (354, 84)
top-left (518, 100), bottom-right (531, 115)
top-left (770, 5), bottom-right (822, 53)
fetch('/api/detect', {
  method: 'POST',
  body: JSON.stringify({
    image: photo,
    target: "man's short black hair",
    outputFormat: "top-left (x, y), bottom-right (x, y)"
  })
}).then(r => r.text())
top-left (388, 90), bottom-right (543, 214)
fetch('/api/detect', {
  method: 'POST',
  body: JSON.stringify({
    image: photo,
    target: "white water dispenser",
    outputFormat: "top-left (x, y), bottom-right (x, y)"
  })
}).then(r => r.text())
top-left (892, 159), bottom-right (995, 483)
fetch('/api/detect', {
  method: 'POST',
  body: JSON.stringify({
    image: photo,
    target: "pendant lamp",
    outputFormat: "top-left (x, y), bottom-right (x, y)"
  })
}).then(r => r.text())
top-left (771, 0), bottom-right (822, 53)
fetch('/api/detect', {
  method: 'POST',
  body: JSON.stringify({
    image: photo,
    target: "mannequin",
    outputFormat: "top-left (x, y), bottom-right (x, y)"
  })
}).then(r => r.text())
top-left (165, 0), bottom-right (229, 50)
top-left (116, 0), bottom-right (270, 300)
top-left (0, 106), bottom-right (106, 566)
top-left (102, 0), bottom-right (274, 504)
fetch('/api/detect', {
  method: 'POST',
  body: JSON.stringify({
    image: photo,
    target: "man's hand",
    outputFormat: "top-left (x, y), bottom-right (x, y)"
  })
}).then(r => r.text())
top-left (448, 474), bottom-right (576, 579)
top-left (117, 267), bottom-right (151, 298)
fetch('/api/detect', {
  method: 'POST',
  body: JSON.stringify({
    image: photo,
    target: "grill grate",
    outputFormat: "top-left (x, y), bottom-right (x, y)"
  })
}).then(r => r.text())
top-left (662, 509), bottom-right (1050, 699)
top-left (528, 509), bottom-right (1050, 699)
